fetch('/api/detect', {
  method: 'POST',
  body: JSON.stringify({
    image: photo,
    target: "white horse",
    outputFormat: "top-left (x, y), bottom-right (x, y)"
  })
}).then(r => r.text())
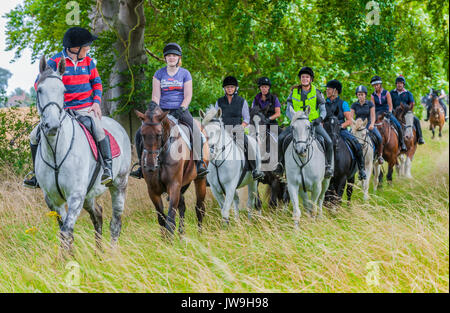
top-left (351, 118), bottom-right (374, 201)
top-left (285, 108), bottom-right (330, 226)
top-left (200, 106), bottom-right (261, 224)
top-left (34, 56), bottom-right (131, 253)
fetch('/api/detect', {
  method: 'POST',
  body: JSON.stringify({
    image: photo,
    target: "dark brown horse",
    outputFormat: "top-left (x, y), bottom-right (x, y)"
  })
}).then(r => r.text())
top-left (429, 90), bottom-right (445, 139)
top-left (374, 112), bottom-right (400, 186)
top-left (394, 103), bottom-right (417, 178)
top-left (135, 104), bottom-right (208, 236)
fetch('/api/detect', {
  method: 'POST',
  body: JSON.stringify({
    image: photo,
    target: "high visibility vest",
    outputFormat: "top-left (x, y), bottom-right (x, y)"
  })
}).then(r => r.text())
top-left (292, 85), bottom-right (320, 122)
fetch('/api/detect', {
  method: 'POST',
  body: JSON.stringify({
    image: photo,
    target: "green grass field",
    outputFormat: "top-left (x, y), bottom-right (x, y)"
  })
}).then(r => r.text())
top-left (0, 122), bottom-right (448, 292)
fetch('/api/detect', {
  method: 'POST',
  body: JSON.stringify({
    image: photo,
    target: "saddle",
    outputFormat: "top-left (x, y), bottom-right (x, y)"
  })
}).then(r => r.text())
top-left (68, 110), bottom-right (121, 161)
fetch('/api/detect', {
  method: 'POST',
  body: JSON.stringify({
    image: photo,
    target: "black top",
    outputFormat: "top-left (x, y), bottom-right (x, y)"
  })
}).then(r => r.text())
top-left (351, 100), bottom-right (374, 125)
top-left (217, 95), bottom-right (245, 127)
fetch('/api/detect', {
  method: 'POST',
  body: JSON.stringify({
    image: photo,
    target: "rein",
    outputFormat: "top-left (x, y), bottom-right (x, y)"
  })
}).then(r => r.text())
top-left (291, 116), bottom-right (315, 193)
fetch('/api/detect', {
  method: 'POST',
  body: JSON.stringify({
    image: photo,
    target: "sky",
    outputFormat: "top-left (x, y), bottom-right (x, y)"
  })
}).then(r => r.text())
top-left (0, 0), bottom-right (36, 95)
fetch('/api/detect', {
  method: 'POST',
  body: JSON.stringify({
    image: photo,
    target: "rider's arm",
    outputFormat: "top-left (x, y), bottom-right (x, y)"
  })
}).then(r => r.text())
top-left (269, 96), bottom-right (281, 120)
top-left (89, 58), bottom-right (102, 107)
top-left (180, 80), bottom-right (192, 109)
top-left (242, 100), bottom-right (250, 128)
top-left (386, 91), bottom-right (393, 112)
top-left (152, 77), bottom-right (161, 104)
top-left (370, 106), bottom-right (376, 129)
top-left (341, 101), bottom-right (352, 128)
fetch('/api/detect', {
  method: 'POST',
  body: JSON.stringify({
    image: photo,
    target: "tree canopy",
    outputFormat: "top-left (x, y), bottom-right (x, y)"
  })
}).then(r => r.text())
top-left (5, 0), bottom-right (449, 127)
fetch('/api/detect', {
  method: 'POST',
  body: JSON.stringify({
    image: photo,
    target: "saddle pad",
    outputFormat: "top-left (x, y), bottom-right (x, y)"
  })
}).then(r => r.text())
top-left (167, 114), bottom-right (192, 150)
top-left (79, 123), bottom-right (121, 161)
top-left (343, 139), bottom-right (355, 161)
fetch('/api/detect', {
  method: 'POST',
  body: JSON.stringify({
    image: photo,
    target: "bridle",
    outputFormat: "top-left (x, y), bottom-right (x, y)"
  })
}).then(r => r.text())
top-left (206, 118), bottom-right (234, 167)
top-left (141, 119), bottom-right (170, 171)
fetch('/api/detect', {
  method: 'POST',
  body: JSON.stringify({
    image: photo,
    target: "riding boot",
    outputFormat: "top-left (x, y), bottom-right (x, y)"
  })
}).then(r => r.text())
top-left (425, 107), bottom-right (431, 121)
top-left (394, 122), bottom-right (407, 152)
top-left (324, 138), bottom-right (334, 179)
top-left (354, 145), bottom-right (367, 180)
top-left (130, 129), bottom-right (143, 179)
top-left (23, 143), bottom-right (40, 189)
top-left (98, 136), bottom-right (113, 185)
top-left (414, 117), bottom-right (425, 145)
top-left (274, 127), bottom-right (290, 175)
top-left (195, 135), bottom-right (209, 178)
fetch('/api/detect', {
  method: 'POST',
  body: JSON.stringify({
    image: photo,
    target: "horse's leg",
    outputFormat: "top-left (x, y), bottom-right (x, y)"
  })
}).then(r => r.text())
top-left (178, 194), bottom-right (186, 236)
top-left (336, 176), bottom-right (347, 206)
top-left (439, 124), bottom-right (443, 137)
top-left (310, 182), bottom-right (322, 219)
top-left (346, 176), bottom-right (355, 205)
top-left (109, 183), bottom-right (127, 246)
top-left (269, 180), bottom-right (278, 208)
top-left (149, 193), bottom-right (166, 237)
top-left (247, 181), bottom-right (259, 220)
top-left (166, 184), bottom-right (182, 235)
top-left (299, 188), bottom-right (312, 217)
top-left (363, 161), bottom-right (372, 200)
top-left (44, 195), bottom-right (65, 229)
top-left (83, 197), bottom-right (103, 252)
top-left (287, 182), bottom-right (301, 228)
top-left (319, 178), bottom-right (331, 214)
top-left (387, 161), bottom-right (394, 183)
top-left (193, 178), bottom-right (207, 233)
top-left (373, 163), bottom-right (380, 191)
top-left (233, 192), bottom-right (240, 220)
top-left (61, 193), bottom-right (85, 255)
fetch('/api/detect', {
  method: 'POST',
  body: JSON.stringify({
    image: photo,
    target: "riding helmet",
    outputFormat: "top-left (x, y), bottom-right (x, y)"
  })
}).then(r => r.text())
top-left (370, 75), bottom-right (383, 85)
top-left (395, 75), bottom-right (406, 84)
top-left (326, 79), bottom-right (342, 94)
top-left (163, 42), bottom-right (182, 57)
top-left (355, 85), bottom-right (368, 95)
top-left (63, 27), bottom-right (98, 48)
top-left (257, 77), bottom-right (271, 87)
top-left (298, 67), bottom-right (314, 81)
top-left (223, 76), bottom-right (239, 87)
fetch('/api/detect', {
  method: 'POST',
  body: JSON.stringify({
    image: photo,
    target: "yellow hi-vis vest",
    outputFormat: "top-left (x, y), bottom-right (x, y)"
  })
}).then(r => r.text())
top-left (292, 85), bottom-right (319, 122)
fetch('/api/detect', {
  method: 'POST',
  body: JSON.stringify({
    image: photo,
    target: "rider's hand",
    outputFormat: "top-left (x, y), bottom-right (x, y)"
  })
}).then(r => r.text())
top-left (88, 102), bottom-right (102, 119)
top-left (313, 117), bottom-right (322, 126)
top-left (369, 124), bottom-right (374, 130)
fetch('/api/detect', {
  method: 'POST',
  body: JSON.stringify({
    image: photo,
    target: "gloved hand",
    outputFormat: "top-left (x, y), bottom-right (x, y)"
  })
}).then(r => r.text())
top-left (312, 117), bottom-right (322, 126)
top-left (171, 107), bottom-right (185, 120)
top-left (385, 111), bottom-right (391, 118)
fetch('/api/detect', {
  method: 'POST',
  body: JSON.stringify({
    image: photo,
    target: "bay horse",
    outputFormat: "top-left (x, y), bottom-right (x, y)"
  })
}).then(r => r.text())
top-left (249, 106), bottom-right (289, 209)
top-left (135, 103), bottom-right (208, 236)
top-left (429, 90), bottom-right (445, 139)
top-left (394, 103), bottom-right (417, 178)
top-left (374, 112), bottom-right (400, 187)
top-left (323, 116), bottom-right (356, 207)
top-left (35, 56), bottom-right (131, 254)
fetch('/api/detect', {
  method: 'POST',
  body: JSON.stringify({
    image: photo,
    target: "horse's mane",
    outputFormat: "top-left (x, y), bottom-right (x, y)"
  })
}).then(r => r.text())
top-left (202, 105), bottom-right (220, 125)
top-left (353, 118), bottom-right (366, 130)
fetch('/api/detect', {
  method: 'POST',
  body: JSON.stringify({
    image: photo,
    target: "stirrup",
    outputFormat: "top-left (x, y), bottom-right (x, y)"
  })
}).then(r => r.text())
top-left (101, 169), bottom-right (113, 185)
top-left (196, 162), bottom-right (209, 178)
top-left (23, 172), bottom-right (40, 189)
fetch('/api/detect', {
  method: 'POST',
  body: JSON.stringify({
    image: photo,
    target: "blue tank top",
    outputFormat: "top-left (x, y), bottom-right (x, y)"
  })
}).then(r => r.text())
top-left (372, 89), bottom-right (389, 113)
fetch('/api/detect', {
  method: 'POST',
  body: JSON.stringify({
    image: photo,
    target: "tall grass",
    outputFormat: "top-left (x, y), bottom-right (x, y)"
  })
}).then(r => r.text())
top-left (0, 122), bottom-right (448, 292)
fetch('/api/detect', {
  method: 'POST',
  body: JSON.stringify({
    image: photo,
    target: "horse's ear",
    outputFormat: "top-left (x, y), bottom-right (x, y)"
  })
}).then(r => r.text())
top-left (217, 107), bottom-right (222, 118)
top-left (39, 55), bottom-right (47, 74)
top-left (57, 58), bottom-right (66, 76)
top-left (363, 118), bottom-right (368, 127)
top-left (159, 111), bottom-right (169, 121)
top-left (135, 109), bottom-right (146, 121)
top-left (305, 105), bottom-right (311, 116)
top-left (199, 109), bottom-right (205, 119)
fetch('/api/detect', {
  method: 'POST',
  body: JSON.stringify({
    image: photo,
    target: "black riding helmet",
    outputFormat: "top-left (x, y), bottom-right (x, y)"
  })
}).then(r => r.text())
top-left (63, 27), bottom-right (98, 61)
top-left (163, 42), bottom-right (182, 57)
top-left (257, 77), bottom-right (271, 87)
top-left (326, 79), bottom-right (342, 94)
top-left (223, 76), bottom-right (238, 87)
top-left (395, 75), bottom-right (406, 84)
top-left (298, 67), bottom-right (314, 81)
top-left (370, 75), bottom-right (383, 85)
top-left (355, 85), bottom-right (368, 95)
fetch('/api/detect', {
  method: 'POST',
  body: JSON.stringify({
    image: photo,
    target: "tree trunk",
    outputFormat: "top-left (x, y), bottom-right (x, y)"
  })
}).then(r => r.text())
top-left (93, 0), bottom-right (147, 142)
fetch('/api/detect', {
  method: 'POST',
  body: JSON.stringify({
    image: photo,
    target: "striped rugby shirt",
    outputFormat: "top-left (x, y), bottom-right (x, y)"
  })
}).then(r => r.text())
top-left (35, 49), bottom-right (102, 110)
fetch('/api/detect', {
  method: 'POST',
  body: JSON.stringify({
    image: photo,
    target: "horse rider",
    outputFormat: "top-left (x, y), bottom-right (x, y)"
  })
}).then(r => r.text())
top-left (324, 79), bottom-right (367, 180)
top-left (350, 85), bottom-right (384, 165)
top-left (425, 88), bottom-right (448, 122)
top-left (390, 75), bottom-right (425, 144)
top-left (370, 75), bottom-right (407, 152)
top-left (274, 66), bottom-right (334, 179)
top-left (214, 76), bottom-right (264, 180)
top-left (24, 27), bottom-right (112, 188)
top-left (130, 43), bottom-right (208, 179)
top-left (251, 77), bottom-right (281, 124)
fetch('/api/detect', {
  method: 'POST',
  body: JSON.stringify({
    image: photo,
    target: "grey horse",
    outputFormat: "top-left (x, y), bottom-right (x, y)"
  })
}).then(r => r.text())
top-left (200, 106), bottom-right (262, 224)
top-left (285, 108), bottom-right (331, 226)
top-left (34, 56), bottom-right (131, 254)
